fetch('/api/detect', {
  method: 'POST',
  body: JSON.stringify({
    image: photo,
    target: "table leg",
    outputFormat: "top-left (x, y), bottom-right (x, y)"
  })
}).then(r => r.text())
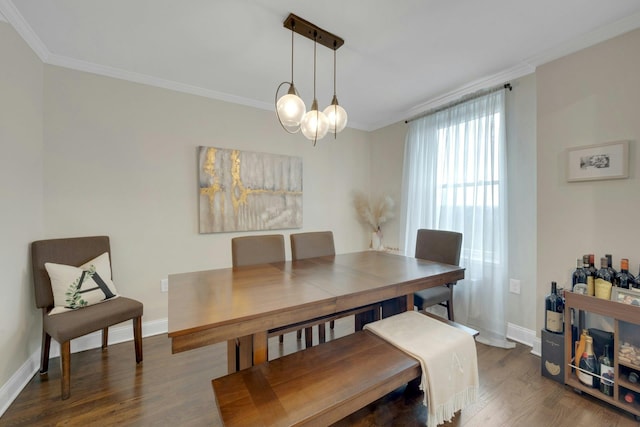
top-left (252, 331), bottom-right (268, 365)
top-left (405, 293), bottom-right (414, 311)
top-left (227, 340), bottom-right (236, 373)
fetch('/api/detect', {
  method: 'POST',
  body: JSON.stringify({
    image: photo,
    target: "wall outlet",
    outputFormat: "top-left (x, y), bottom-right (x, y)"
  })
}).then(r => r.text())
top-left (161, 278), bottom-right (168, 293)
top-left (509, 278), bottom-right (521, 295)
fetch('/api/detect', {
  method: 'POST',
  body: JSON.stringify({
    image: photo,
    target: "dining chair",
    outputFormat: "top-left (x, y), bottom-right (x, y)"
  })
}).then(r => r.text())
top-left (231, 234), bottom-right (286, 267)
top-left (231, 234), bottom-right (298, 343)
top-left (413, 228), bottom-right (463, 321)
top-left (290, 231), bottom-right (336, 345)
top-left (31, 236), bottom-right (143, 400)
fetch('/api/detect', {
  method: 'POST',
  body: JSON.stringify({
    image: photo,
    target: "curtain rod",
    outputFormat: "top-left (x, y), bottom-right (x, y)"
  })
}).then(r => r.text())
top-left (404, 83), bottom-right (512, 124)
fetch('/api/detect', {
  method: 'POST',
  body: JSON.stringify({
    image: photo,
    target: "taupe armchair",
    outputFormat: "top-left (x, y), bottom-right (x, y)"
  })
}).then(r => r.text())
top-left (413, 228), bottom-right (462, 321)
top-left (31, 236), bottom-right (143, 400)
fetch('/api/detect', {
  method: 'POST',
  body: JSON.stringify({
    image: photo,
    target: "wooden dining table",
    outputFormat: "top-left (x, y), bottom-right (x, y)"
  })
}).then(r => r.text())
top-left (167, 251), bottom-right (464, 373)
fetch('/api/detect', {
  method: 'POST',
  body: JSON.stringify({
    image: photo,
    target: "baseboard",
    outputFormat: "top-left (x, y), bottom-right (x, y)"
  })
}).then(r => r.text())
top-left (0, 350), bottom-right (40, 417)
top-left (0, 317), bottom-right (168, 418)
top-left (506, 322), bottom-right (540, 356)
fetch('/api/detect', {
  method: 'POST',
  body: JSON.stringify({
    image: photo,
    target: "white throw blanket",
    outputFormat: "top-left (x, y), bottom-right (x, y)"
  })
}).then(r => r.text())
top-left (364, 311), bottom-right (479, 427)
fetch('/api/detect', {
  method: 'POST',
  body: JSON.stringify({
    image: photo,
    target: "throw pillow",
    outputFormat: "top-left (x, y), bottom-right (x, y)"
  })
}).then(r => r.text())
top-left (45, 252), bottom-right (119, 315)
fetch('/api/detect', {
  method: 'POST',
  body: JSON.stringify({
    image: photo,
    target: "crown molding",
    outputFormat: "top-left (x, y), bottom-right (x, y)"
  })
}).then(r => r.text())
top-left (525, 11), bottom-right (640, 67)
top-left (2, 0), bottom-right (639, 133)
top-left (0, 0), bottom-right (48, 61)
top-left (46, 53), bottom-right (276, 111)
top-left (384, 11), bottom-right (640, 131)
top-left (401, 62), bottom-right (535, 125)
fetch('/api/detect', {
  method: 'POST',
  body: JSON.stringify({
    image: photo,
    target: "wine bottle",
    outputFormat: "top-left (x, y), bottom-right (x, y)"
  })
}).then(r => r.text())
top-left (599, 344), bottom-right (614, 396)
top-left (578, 335), bottom-right (598, 388)
top-left (575, 329), bottom-right (588, 376)
top-left (586, 254), bottom-right (596, 296)
top-left (572, 259), bottom-right (587, 291)
top-left (595, 257), bottom-right (613, 299)
top-left (605, 254), bottom-right (618, 286)
top-left (617, 259), bottom-right (633, 289)
top-left (544, 281), bottom-right (564, 334)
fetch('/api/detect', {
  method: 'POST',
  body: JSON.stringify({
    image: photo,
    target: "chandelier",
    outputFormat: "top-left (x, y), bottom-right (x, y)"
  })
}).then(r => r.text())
top-left (275, 14), bottom-right (347, 146)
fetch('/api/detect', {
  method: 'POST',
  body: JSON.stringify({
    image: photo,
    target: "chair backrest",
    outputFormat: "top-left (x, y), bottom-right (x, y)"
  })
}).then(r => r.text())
top-left (290, 231), bottom-right (335, 260)
top-left (231, 234), bottom-right (285, 267)
top-left (31, 236), bottom-right (111, 309)
top-left (414, 229), bottom-right (462, 266)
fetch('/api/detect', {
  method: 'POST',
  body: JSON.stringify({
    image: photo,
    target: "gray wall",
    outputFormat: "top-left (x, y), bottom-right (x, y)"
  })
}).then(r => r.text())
top-left (0, 22), bottom-right (44, 391)
top-left (536, 28), bottom-right (640, 333)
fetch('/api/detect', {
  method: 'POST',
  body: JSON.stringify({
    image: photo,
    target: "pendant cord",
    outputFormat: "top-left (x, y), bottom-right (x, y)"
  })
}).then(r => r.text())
top-left (313, 33), bottom-right (317, 101)
top-left (333, 47), bottom-right (337, 96)
top-left (290, 26), bottom-right (295, 83)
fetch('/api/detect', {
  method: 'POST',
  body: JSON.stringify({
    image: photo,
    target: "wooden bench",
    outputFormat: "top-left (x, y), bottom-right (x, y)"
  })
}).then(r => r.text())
top-left (213, 313), bottom-right (478, 427)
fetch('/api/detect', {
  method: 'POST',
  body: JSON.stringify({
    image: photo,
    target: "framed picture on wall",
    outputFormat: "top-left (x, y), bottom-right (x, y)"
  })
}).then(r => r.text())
top-left (566, 140), bottom-right (629, 182)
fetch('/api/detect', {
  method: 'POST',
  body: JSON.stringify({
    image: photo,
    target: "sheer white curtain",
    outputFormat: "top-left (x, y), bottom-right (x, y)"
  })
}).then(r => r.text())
top-left (401, 89), bottom-right (514, 348)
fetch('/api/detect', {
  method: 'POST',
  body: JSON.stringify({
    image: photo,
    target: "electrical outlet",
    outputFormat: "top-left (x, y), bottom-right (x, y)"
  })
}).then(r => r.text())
top-left (161, 278), bottom-right (168, 293)
top-left (509, 279), bottom-right (521, 295)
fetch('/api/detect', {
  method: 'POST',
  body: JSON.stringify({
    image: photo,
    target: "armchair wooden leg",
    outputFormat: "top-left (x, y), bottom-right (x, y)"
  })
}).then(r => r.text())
top-left (60, 341), bottom-right (71, 400)
top-left (40, 331), bottom-right (51, 374)
top-left (133, 316), bottom-right (143, 363)
top-left (102, 327), bottom-right (109, 350)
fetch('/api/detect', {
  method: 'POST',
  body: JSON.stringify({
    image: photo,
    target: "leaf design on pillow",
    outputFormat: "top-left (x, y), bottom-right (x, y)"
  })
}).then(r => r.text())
top-left (64, 265), bottom-right (96, 309)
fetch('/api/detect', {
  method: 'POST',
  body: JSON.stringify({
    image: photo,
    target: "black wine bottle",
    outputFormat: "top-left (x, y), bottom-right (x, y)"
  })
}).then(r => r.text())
top-left (616, 259), bottom-right (633, 289)
top-left (586, 254), bottom-right (597, 296)
top-left (605, 254), bottom-right (618, 286)
top-left (599, 344), bottom-right (613, 396)
top-left (572, 259), bottom-right (587, 291)
top-left (595, 257), bottom-right (613, 299)
top-left (544, 281), bottom-right (564, 334)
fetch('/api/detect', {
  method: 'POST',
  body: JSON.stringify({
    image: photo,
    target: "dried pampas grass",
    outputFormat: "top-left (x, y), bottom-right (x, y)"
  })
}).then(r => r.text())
top-left (353, 191), bottom-right (395, 231)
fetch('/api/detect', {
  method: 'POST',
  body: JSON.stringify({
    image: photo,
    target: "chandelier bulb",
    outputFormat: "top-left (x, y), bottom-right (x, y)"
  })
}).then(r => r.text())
top-left (301, 99), bottom-right (329, 142)
top-left (323, 95), bottom-right (348, 134)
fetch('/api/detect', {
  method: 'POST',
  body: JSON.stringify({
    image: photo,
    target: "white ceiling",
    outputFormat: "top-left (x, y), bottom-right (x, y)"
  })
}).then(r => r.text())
top-left (2, 0), bottom-right (640, 131)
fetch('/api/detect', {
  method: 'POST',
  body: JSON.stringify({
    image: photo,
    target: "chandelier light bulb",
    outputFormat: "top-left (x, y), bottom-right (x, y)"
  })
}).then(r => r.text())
top-left (301, 100), bottom-right (329, 141)
top-left (276, 87), bottom-right (306, 132)
top-left (323, 96), bottom-right (348, 133)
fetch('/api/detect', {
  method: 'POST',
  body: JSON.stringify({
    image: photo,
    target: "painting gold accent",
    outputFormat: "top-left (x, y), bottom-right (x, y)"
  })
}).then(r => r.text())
top-left (198, 146), bottom-right (303, 233)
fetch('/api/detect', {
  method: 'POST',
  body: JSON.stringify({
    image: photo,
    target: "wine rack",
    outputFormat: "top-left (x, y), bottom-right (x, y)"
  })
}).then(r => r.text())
top-left (564, 291), bottom-right (640, 420)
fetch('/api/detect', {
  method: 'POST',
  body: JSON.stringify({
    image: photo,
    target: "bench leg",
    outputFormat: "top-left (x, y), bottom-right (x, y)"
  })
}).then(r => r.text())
top-left (318, 324), bottom-right (326, 344)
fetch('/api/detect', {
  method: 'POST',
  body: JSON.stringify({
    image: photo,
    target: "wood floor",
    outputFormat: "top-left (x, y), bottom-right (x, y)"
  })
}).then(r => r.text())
top-left (2, 317), bottom-right (639, 426)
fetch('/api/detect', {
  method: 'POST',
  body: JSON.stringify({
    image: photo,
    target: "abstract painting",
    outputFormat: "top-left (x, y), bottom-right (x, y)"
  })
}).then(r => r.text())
top-left (198, 146), bottom-right (303, 233)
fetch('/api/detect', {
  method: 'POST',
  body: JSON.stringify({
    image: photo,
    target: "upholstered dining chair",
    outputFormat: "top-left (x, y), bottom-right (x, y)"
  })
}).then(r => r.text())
top-left (413, 228), bottom-right (463, 321)
top-left (231, 234), bottom-right (296, 344)
top-left (31, 236), bottom-right (143, 400)
top-left (231, 234), bottom-right (286, 267)
top-left (290, 231), bottom-right (336, 344)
